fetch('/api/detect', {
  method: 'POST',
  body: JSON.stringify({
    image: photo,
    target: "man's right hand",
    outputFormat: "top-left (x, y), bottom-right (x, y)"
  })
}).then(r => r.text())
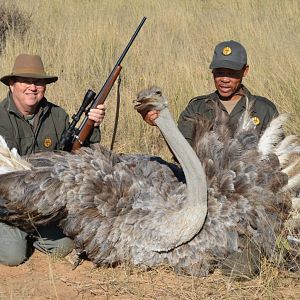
top-left (142, 110), bottom-right (160, 126)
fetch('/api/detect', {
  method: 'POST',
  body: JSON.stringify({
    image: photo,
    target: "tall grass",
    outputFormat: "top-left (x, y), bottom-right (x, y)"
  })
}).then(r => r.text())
top-left (0, 0), bottom-right (299, 158)
top-left (0, 2), bottom-right (299, 298)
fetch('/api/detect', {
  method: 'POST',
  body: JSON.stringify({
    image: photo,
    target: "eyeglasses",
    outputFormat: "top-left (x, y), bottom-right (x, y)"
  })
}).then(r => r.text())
top-left (14, 77), bottom-right (46, 86)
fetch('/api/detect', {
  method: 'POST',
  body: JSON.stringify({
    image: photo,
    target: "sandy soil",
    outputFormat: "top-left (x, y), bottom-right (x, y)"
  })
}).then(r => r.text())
top-left (0, 251), bottom-right (300, 300)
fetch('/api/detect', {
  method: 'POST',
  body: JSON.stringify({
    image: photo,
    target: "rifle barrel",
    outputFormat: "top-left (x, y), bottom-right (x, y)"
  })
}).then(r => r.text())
top-left (115, 17), bottom-right (147, 67)
top-left (92, 17), bottom-right (147, 107)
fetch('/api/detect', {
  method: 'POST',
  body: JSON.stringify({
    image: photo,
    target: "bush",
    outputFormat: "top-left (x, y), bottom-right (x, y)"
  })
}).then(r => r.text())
top-left (0, 3), bottom-right (31, 54)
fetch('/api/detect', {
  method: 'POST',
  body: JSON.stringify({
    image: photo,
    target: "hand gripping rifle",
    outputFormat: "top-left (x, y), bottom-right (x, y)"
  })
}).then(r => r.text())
top-left (59, 17), bottom-right (147, 152)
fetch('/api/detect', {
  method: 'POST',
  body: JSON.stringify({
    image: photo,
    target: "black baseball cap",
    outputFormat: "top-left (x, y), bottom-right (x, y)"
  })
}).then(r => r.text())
top-left (209, 40), bottom-right (247, 70)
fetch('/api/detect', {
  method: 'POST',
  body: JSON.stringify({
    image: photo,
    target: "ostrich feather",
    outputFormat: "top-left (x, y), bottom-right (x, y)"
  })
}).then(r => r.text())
top-left (282, 173), bottom-right (300, 193)
top-left (0, 136), bottom-right (32, 174)
top-left (282, 157), bottom-right (300, 177)
top-left (236, 96), bottom-right (256, 132)
top-left (275, 135), bottom-right (300, 169)
top-left (291, 198), bottom-right (300, 210)
top-left (275, 135), bottom-right (300, 157)
top-left (258, 114), bottom-right (289, 156)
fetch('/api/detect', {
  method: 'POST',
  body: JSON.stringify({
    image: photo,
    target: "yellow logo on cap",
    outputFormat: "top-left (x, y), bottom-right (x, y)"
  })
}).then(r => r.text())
top-left (222, 47), bottom-right (232, 56)
top-left (43, 137), bottom-right (52, 148)
top-left (252, 116), bottom-right (260, 126)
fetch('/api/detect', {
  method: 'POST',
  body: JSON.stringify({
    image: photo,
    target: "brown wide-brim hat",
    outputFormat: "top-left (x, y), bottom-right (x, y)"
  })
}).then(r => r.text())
top-left (0, 53), bottom-right (58, 86)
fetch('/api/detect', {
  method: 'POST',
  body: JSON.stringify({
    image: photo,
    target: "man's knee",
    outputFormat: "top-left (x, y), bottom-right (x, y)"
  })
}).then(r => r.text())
top-left (0, 223), bottom-right (28, 266)
top-left (34, 236), bottom-right (74, 257)
top-left (0, 245), bottom-right (28, 266)
top-left (34, 223), bottom-right (74, 257)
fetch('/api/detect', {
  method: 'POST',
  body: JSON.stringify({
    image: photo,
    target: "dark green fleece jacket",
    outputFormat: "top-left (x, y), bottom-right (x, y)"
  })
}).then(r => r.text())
top-left (0, 92), bottom-right (100, 155)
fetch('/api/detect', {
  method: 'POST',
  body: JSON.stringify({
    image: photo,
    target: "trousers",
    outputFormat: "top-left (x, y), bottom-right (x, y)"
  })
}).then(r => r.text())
top-left (0, 222), bottom-right (74, 266)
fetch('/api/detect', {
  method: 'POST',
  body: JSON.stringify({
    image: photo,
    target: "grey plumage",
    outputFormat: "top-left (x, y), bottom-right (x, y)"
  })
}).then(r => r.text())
top-left (0, 87), bottom-right (298, 276)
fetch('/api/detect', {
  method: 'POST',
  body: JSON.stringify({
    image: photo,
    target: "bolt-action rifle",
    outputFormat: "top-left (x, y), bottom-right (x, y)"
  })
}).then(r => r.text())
top-left (59, 17), bottom-right (147, 152)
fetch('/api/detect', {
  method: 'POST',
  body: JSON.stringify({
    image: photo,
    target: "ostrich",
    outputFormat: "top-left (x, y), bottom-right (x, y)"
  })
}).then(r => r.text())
top-left (0, 87), bottom-right (299, 277)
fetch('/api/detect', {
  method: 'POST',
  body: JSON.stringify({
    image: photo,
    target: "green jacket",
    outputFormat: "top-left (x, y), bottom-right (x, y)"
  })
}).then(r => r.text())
top-left (0, 92), bottom-right (101, 155)
top-left (178, 86), bottom-right (279, 144)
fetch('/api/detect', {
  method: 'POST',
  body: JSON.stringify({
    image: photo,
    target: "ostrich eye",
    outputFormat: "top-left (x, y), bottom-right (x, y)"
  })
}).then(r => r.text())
top-left (155, 90), bottom-right (162, 96)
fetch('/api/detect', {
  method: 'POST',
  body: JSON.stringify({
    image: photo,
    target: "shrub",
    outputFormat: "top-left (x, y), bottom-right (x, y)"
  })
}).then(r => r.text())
top-left (0, 3), bottom-right (31, 54)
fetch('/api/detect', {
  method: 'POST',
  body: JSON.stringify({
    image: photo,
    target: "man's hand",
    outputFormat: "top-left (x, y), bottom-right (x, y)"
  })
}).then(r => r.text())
top-left (142, 110), bottom-right (159, 126)
top-left (88, 104), bottom-right (106, 127)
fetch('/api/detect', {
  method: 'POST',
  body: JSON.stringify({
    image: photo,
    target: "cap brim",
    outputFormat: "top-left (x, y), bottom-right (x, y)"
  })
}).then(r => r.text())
top-left (209, 60), bottom-right (245, 70)
top-left (0, 73), bottom-right (58, 86)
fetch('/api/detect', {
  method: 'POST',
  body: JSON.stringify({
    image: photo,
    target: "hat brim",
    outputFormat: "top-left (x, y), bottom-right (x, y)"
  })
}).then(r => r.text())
top-left (0, 73), bottom-right (58, 86)
top-left (209, 60), bottom-right (245, 70)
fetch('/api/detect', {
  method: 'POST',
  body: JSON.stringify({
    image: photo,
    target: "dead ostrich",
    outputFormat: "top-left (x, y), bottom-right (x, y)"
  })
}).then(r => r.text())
top-left (0, 87), bottom-right (299, 277)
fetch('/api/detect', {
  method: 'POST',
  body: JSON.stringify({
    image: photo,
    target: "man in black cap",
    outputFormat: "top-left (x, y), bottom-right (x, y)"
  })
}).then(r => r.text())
top-left (143, 40), bottom-right (278, 144)
top-left (140, 41), bottom-right (279, 278)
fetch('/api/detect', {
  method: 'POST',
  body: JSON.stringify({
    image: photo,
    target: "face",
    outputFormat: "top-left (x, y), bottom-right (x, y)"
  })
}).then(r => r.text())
top-left (9, 77), bottom-right (47, 115)
top-left (212, 66), bottom-right (249, 100)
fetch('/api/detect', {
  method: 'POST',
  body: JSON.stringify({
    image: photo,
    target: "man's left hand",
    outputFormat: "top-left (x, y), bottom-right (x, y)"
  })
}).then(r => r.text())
top-left (88, 104), bottom-right (106, 127)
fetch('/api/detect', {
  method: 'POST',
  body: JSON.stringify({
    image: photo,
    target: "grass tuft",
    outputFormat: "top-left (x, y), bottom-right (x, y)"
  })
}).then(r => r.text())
top-left (0, 2), bottom-right (31, 54)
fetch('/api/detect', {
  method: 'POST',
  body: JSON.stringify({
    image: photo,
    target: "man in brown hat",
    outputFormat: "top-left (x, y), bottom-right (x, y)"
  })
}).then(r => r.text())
top-left (0, 53), bottom-right (105, 153)
top-left (0, 54), bottom-right (106, 266)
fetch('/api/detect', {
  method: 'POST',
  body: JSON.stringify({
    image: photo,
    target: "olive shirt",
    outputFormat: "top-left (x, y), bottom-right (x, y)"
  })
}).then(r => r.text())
top-left (0, 92), bottom-right (100, 155)
top-left (178, 86), bottom-right (279, 144)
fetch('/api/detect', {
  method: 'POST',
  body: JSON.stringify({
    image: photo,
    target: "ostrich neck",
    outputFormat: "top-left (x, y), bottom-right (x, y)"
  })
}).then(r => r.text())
top-left (153, 107), bottom-right (207, 251)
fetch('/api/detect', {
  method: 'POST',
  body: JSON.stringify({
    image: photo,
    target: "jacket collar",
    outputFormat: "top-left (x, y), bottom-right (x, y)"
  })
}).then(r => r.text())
top-left (205, 85), bottom-right (257, 114)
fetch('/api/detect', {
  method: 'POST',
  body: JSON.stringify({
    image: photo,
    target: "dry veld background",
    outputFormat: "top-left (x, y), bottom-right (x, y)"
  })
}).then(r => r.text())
top-left (0, 0), bottom-right (299, 299)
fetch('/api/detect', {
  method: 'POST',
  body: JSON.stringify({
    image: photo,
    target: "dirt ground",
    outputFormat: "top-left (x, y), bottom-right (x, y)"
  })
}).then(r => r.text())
top-left (1, 251), bottom-right (300, 300)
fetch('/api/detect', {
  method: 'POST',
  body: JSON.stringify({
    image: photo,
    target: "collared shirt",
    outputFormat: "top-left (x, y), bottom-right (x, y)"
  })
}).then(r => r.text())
top-left (0, 92), bottom-right (100, 155)
top-left (177, 86), bottom-right (279, 144)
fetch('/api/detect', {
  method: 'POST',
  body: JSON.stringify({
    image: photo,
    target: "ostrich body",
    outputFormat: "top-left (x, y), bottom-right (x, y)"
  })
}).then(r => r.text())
top-left (0, 87), bottom-right (298, 276)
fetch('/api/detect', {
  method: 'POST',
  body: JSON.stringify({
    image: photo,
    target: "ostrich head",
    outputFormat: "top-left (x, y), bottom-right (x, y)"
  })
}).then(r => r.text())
top-left (133, 86), bottom-right (168, 114)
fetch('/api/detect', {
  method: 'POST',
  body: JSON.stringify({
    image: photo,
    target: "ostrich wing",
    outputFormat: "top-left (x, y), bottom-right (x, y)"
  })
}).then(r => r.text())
top-left (0, 152), bottom-right (69, 230)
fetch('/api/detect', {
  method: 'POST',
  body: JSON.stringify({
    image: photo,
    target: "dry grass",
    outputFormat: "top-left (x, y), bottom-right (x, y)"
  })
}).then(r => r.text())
top-left (0, 0), bottom-right (299, 158)
top-left (0, 0), bottom-right (299, 299)
top-left (0, 2), bottom-right (31, 54)
top-left (1, 250), bottom-right (300, 299)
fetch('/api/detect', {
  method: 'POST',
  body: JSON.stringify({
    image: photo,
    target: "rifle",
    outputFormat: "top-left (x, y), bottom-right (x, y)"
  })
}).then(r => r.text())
top-left (59, 17), bottom-right (147, 152)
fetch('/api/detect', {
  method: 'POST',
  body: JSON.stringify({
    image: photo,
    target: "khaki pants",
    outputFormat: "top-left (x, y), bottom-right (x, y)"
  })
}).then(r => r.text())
top-left (0, 222), bottom-right (74, 266)
top-left (0, 223), bottom-right (28, 266)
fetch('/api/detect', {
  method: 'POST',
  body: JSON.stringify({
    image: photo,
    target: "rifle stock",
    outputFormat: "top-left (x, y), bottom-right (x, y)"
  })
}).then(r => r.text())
top-left (70, 17), bottom-right (146, 152)
top-left (72, 65), bottom-right (122, 151)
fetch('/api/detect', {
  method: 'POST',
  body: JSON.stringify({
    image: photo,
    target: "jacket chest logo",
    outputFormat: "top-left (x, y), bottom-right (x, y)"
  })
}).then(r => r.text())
top-left (43, 137), bottom-right (52, 148)
top-left (252, 116), bottom-right (260, 126)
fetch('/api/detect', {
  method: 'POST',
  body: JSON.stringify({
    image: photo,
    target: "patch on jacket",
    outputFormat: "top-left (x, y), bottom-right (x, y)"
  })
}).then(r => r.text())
top-left (252, 116), bottom-right (260, 126)
top-left (43, 137), bottom-right (52, 148)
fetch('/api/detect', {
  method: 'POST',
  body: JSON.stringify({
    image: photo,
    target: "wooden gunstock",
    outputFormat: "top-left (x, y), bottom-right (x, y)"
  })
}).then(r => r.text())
top-left (71, 65), bottom-right (122, 152)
